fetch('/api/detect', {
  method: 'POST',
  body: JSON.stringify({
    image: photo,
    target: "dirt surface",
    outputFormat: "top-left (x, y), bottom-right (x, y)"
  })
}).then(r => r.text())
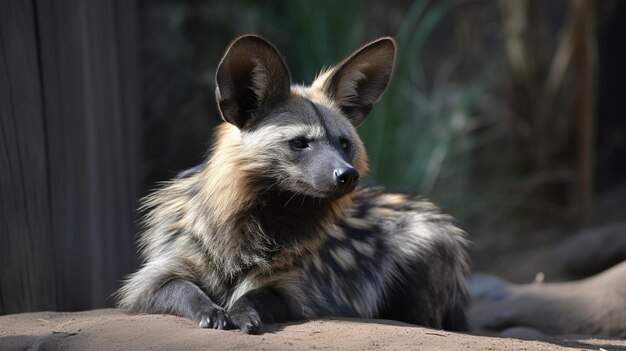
top-left (1, 309), bottom-right (625, 351)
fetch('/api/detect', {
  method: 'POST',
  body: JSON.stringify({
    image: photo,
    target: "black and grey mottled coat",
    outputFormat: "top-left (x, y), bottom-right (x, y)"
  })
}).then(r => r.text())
top-left (117, 35), bottom-right (470, 334)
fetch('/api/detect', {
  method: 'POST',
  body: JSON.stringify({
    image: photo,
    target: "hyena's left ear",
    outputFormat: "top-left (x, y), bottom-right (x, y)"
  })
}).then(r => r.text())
top-left (215, 35), bottom-right (291, 129)
top-left (314, 37), bottom-right (396, 127)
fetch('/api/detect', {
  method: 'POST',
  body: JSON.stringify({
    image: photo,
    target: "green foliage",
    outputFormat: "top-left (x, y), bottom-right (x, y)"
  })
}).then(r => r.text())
top-left (144, 0), bottom-right (491, 220)
top-left (236, 0), bottom-right (484, 202)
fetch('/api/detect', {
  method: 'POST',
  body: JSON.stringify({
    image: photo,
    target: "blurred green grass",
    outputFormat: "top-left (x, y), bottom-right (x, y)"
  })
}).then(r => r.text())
top-left (142, 0), bottom-right (576, 236)
top-left (245, 0), bottom-right (488, 220)
top-left (143, 0), bottom-right (489, 222)
top-left (141, 0), bottom-right (607, 282)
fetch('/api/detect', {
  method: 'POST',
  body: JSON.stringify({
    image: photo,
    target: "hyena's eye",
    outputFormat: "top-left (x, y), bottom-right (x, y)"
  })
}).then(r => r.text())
top-left (289, 137), bottom-right (310, 150)
top-left (339, 138), bottom-right (350, 150)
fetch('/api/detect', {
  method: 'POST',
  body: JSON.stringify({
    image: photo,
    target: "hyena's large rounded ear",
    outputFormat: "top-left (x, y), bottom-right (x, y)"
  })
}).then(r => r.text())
top-left (215, 35), bottom-right (291, 129)
top-left (314, 37), bottom-right (396, 127)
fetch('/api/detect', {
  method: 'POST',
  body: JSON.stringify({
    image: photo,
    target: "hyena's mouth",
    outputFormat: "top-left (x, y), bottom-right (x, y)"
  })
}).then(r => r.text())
top-left (285, 179), bottom-right (357, 201)
top-left (316, 182), bottom-right (359, 200)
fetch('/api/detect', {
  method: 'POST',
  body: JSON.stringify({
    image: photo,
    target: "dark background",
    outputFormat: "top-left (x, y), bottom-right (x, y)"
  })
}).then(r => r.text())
top-left (1, 0), bottom-right (624, 314)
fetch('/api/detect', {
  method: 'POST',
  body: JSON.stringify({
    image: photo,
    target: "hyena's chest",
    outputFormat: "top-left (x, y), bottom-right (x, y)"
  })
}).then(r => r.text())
top-left (211, 199), bottom-right (408, 318)
top-left (275, 218), bottom-right (400, 319)
top-left (211, 221), bottom-right (395, 318)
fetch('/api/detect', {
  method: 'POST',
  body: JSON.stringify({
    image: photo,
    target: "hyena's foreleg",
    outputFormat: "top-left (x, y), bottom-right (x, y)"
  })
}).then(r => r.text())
top-left (228, 287), bottom-right (295, 334)
top-left (141, 279), bottom-right (232, 329)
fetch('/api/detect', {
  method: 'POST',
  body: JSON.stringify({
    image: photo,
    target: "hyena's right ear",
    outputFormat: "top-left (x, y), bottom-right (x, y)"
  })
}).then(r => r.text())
top-left (215, 35), bottom-right (291, 129)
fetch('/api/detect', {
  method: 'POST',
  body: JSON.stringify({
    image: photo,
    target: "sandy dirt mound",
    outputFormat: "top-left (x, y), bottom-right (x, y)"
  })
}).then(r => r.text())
top-left (1, 309), bottom-right (625, 350)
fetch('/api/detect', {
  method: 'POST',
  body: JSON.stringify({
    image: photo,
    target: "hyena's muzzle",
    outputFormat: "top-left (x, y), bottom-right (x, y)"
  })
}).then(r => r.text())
top-left (298, 140), bottom-right (360, 198)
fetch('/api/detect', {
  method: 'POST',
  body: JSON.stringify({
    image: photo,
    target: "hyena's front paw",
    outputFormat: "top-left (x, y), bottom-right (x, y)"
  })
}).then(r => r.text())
top-left (198, 308), bottom-right (233, 330)
top-left (228, 309), bottom-right (262, 334)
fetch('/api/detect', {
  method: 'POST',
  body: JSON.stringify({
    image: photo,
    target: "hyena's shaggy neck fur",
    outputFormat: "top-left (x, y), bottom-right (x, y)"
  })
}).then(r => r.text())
top-left (141, 124), bottom-right (349, 281)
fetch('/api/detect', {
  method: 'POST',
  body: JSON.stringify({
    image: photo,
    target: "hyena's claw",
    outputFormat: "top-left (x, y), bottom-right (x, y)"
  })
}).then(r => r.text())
top-left (241, 318), bottom-right (261, 334)
top-left (229, 311), bottom-right (262, 334)
top-left (218, 318), bottom-right (231, 330)
top-left (198, 309), bottom-right (233, 330)
top-left (199, 316), bottom-right (210, 328)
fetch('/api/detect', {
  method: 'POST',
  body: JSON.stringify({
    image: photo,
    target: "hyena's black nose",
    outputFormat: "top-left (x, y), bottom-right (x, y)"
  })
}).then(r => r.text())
top-left (334, 167), bottom-right (359, 189)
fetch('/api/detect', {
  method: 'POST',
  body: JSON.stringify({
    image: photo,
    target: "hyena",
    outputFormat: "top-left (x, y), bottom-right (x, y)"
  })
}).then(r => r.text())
top-left (117, 35), bottom-right (470, 334)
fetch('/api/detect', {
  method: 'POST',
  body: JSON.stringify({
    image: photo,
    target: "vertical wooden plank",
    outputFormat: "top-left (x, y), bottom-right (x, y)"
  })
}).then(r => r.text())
top-left (0, 0), bottom-right (56, 314)
top-left (36, 0), bottom-right (92, 310)
top-left (35, 0), bottom-right (141, 310)
top-left (112, 0), bottom-right (142, 284)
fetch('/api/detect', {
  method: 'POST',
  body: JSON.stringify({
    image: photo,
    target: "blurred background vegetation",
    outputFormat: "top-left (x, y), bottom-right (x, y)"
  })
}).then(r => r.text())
top-left (3, 0), bottom-right (624, 315)
top-left (141, 0), bottom-right (625, 278)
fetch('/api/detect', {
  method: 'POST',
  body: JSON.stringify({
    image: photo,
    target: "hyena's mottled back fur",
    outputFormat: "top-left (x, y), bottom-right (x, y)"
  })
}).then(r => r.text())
top-left (117, 35), bottom-right (470, 334)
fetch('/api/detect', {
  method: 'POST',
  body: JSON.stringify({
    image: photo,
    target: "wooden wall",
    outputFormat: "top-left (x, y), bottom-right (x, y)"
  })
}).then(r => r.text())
top-left (0, 0), bottom-right (141, 314)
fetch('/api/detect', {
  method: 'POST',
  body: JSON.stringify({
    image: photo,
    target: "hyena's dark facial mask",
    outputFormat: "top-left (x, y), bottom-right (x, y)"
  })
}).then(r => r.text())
top-left (286, 131), bottom-right (359, 197)
top-left (238, 116), bottom-right (360, 198)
